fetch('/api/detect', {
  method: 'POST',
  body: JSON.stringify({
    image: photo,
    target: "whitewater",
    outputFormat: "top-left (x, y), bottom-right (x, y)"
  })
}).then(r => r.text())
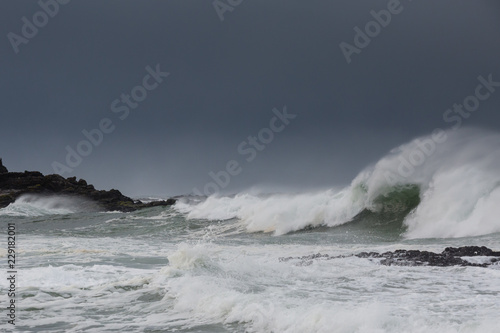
top-left (178, 128), bottom-right (500, 238)
top-left (1, 128), bottom-right (500, 332)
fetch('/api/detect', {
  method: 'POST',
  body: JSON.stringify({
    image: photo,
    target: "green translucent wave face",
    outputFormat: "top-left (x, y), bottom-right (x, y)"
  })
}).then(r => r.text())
top-left (371, 184), bottom-right (421, 215)
top-left (336, 184), bottom-right (421, 240)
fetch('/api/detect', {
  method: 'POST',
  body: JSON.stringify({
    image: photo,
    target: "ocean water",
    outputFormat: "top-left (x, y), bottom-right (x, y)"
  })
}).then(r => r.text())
top-left (1, 128), bottom-right (500, 332)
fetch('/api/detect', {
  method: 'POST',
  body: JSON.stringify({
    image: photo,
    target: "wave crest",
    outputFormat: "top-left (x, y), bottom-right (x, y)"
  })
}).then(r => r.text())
top-left (176, 128), bottom-right (500, 239)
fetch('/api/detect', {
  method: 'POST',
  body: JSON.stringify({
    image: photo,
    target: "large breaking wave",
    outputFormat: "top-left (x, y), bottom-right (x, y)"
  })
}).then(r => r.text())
top-left (176, 128), bottom-right (500, 239)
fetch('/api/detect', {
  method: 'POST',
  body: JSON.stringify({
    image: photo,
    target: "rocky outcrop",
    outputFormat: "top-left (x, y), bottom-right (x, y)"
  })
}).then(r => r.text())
top-left (279, 246), bottom-right (500, 268)
top-left (0, 159), bottom-right (8, 174)
top-left (0, 161), bottom-right (176, 212)
top-left (355, 246), bottom-right (500, 267)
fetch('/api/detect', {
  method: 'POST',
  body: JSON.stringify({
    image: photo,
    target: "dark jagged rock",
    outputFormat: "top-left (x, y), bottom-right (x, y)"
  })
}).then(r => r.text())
top-left (355, 246), bottom-right (500, 267)
top-left (279, 246), bottom-right (500, 268)
top-left (442, 246), bottom-right (500, 257)
top-left (0, 161), bottom-right (176, 212)
top-left (0, 159), bottom-right (8, 174)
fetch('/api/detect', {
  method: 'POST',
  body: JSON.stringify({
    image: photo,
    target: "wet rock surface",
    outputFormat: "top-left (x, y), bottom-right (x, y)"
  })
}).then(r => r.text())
top-left (279, 246), bottom-right (500, 268)
top-left (0, 159), bottom-right (8, 174)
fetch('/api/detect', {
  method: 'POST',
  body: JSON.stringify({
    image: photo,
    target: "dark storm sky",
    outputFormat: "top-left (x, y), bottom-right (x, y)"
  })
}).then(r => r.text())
top-left (1, 0), bottom-right (499, 196)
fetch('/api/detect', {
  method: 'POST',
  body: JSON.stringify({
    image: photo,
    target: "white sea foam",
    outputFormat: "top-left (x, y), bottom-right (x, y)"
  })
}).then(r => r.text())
top-left (144, 242), bottom-right (500, 332)
top-left (176, 128), bottom-right (500, 238)
top-left (11, 223), bottom-right (500, 332)
top-left (0, 195), bottom-right (75, 216)
top-left (176, 187), bottom-right (367, 235)
top-left (0, 194), bottom-right (98, 217)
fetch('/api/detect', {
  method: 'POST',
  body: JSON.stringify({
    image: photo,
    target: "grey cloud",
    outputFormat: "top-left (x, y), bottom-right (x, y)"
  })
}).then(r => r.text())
top-left (1, 0), bottom-right (499, 196)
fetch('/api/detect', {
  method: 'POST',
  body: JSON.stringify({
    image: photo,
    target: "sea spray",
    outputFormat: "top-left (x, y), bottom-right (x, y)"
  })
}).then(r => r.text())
top-left (176, 127), bottom-right (500, 239)
top-left (0, 194), bottom-right (98, 217)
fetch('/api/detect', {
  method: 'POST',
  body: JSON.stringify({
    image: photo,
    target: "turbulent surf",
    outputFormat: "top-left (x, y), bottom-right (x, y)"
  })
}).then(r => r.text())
top-left (1, 127), bottom-right (500, 332)
top-left (178, 128), bottom-right (500, 239)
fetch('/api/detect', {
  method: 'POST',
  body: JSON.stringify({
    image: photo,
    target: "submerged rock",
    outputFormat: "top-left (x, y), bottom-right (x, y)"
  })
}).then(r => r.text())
top-left (0, 160), bottom-right (176, 212)
top-left (279, 246), bottom-right (500, 268)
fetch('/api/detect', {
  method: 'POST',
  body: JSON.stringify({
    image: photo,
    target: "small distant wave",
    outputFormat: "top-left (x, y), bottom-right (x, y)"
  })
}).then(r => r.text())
top-left (135, 196), bottom-right (166, 204)
top-left (176, 128), bottom-right (500, 239)
top-left (0, 194), bottom-right (99, 217)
